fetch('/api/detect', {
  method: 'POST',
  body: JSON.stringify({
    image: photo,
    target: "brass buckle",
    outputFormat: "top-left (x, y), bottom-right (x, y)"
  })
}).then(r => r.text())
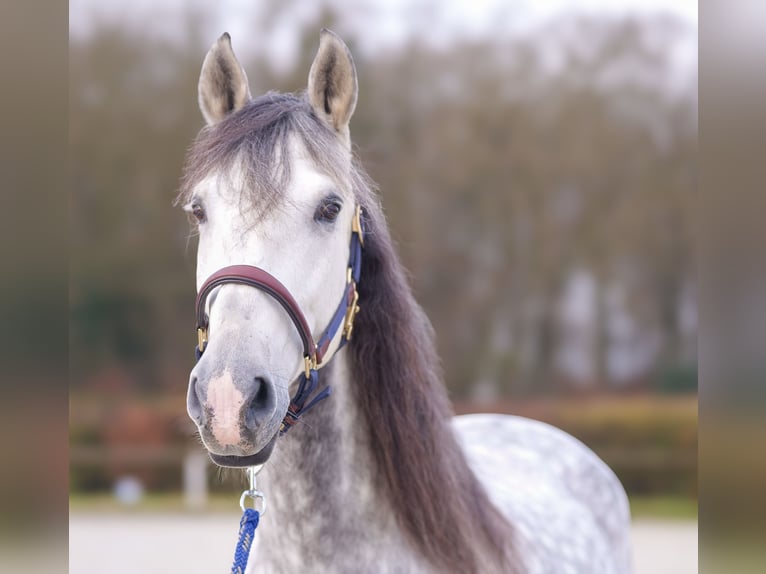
top-left (303, 354), bottom-right (317, 379)
top-left (351, 205), bottom-right (364, 247)
top-left (197, 327), bottom-right (208, 353)
top-left (342, 287), bottom-right (361, 340)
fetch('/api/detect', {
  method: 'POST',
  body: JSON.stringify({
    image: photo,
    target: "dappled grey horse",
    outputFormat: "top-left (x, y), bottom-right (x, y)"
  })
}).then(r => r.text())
top-left (180, 29), bottom-right (632, 574)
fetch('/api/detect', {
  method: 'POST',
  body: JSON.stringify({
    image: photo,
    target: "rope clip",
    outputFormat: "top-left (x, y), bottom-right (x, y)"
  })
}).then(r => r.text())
top-left (239, 465), bottom-right (266, 514)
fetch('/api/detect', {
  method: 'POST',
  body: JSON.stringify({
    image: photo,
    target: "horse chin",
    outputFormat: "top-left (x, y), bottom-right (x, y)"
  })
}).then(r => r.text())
top-left (207, 432), bottom-right (279, 468)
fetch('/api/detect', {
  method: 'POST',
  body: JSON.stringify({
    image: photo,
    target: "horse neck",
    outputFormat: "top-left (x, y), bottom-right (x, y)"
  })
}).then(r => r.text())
top-left (254, 351), bottom-right (425, 571)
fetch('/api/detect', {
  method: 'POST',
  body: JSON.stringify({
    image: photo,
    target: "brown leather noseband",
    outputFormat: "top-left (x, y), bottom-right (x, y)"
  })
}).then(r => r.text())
top-left (195, 264), bottom-right (319, 367)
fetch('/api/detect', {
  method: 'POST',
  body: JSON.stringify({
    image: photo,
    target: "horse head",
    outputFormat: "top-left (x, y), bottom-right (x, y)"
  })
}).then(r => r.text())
top-left (181, 30), bottom-right (360, 467)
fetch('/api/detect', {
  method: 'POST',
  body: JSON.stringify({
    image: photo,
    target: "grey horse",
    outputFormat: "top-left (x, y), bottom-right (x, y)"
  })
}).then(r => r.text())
top-left (179, 29), bottom-right (632, 574)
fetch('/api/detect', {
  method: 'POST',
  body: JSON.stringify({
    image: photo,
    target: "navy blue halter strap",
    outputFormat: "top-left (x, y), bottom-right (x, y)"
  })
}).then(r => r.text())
top-left (194, 205), bottom-right (365, 435)
top-left (315, 221), bottom-right (363, 357)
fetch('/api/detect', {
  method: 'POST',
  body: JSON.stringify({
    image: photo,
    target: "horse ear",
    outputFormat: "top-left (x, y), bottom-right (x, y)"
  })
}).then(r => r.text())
top-left (308, 29), bottom-right (358, 142)
top-left (198, 33), bottom-right (251, 126)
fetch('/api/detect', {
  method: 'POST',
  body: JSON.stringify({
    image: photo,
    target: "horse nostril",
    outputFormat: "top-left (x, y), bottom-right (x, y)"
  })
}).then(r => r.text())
top-left (245, 377), bottom-right (274, 427)
top-left (253, 377), bottom-right (269, 406)
top-left (187, 375), bottom-right (204, 425)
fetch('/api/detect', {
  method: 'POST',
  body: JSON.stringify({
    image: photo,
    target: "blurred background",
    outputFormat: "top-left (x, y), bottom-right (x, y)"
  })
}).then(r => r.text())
top-left (69, 0), bottom-right (697, 571)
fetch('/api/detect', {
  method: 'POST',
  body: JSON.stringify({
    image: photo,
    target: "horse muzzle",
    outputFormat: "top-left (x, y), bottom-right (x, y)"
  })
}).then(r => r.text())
top-left (187, 365), bottom-right (284, 466)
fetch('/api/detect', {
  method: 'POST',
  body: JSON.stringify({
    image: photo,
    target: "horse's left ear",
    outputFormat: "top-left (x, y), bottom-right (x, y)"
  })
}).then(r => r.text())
top-left (308, 29), bottom-right (358, 144)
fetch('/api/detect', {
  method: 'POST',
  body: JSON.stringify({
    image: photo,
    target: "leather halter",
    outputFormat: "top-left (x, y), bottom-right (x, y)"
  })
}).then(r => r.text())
top-left (194, 205), bottom-right (364, 434)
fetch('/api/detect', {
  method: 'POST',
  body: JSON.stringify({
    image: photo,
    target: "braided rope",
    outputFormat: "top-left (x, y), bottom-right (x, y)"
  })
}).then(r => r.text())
top-left (231, 508), bottom-right (260, 574)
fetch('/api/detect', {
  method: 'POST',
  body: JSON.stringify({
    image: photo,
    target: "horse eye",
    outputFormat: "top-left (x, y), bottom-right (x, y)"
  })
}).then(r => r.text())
top-left (315, 198), bottom-right (342, 223)
top-left (192, 204), bottom-right (206, 223)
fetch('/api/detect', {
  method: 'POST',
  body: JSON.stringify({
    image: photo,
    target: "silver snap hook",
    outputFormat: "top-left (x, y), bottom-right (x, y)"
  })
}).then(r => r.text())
top-left (240, 465), bottom-right (266, 514)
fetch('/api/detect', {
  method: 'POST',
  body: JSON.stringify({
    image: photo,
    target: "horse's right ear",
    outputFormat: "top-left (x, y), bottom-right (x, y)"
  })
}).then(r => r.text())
top-left (198, 33), bottom-right (251, 126)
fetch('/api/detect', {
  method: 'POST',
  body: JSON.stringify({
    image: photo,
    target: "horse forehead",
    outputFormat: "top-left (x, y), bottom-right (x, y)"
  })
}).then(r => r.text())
top-left (205, 137), bottom-right (338, 210)
top-left (286, 137), bottom-right (341, 200)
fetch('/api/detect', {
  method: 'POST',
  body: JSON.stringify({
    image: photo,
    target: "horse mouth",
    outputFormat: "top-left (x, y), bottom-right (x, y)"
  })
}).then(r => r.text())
top-left (207, 432), bottom-right (278, 468)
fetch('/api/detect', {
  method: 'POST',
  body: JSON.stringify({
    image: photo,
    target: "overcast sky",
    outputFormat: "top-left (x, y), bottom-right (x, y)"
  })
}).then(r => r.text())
top-left (70, 0), bottom-right (697, 48)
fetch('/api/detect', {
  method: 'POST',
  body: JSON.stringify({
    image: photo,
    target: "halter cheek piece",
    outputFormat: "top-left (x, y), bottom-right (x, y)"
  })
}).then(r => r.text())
top-left (194, 205), bottom-right (365, 434)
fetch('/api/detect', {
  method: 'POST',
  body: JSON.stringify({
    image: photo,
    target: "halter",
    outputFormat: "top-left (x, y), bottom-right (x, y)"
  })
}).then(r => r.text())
top-left (194, 205), bottom-right (364, 435)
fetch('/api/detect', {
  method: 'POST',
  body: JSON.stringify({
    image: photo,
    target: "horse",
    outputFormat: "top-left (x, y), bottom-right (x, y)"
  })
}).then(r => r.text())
top-left (179, 29), bottom-right (633, 574)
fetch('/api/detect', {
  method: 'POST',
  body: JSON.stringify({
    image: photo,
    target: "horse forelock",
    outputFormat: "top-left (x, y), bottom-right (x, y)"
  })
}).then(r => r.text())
top-left (177, 92), bottom-right (352, 219)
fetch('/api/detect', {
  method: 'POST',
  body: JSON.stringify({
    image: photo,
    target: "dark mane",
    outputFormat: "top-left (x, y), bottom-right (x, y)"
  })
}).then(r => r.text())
top-left (349, 191), bottom-right (518, 573)
top-left (179, 92), bottom-right (517, 573)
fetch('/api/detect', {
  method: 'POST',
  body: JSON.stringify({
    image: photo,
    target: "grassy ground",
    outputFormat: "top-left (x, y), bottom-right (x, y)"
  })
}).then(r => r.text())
top-left (70, 492), bottom-right (698, 520)
top-left (629, 495), bottom-right (697, 520)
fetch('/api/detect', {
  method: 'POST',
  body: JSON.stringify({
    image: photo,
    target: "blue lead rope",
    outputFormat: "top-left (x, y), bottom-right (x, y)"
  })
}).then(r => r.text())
top-left (231, 508), bottom-right (260, 574)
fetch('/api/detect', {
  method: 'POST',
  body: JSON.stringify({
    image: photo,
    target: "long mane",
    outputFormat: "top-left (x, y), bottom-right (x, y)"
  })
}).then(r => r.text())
top-left (349, 178), bottom-right (518, 573)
